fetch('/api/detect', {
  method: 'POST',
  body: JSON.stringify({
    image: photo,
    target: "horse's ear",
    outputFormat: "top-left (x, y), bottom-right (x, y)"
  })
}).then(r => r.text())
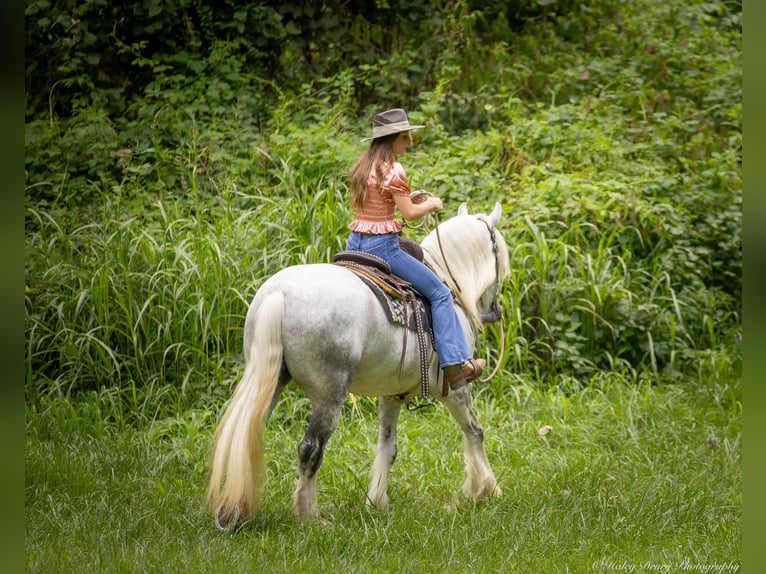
top-left (488, 202), bottom-right (502, 228)
top-left (458, 203), bottom-right (469, 216)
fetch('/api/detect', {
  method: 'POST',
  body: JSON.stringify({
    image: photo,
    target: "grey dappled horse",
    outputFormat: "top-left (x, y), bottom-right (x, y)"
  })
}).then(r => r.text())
top-left (207, 203), bottom-right (510, 528)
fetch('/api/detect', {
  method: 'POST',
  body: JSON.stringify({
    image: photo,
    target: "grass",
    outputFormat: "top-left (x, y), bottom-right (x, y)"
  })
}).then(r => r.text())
top-left (25, 365), bottom-right (741, 573)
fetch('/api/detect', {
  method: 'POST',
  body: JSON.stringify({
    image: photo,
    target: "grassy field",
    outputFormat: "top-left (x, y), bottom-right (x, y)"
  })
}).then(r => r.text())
top-left (25, 365), bottom-right (740, 573)
top-left (24, 0), bottom-right (741, 571)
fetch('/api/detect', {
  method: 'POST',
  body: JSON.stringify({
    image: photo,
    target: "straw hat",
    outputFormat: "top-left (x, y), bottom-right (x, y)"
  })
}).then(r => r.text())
top-left (361, 108), bottom-right (425, 142)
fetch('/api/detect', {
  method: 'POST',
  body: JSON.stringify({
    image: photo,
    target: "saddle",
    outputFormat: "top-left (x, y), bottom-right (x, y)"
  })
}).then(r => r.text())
top-left (332, 238), bottom-right (435, 400)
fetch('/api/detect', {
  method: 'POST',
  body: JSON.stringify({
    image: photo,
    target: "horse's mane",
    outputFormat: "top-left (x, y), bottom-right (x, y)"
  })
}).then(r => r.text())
top-left (420, 213), bottom-right (509, 332)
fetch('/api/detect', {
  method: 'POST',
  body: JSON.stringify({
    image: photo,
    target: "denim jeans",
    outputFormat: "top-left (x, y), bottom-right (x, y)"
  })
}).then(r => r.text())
top-left (346, 231), bottom-right (472, 368)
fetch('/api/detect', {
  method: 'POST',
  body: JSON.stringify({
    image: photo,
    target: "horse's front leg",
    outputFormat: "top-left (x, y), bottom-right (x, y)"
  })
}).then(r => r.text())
top-left (367, 396), bottom-right (403, 509)
top-left (439, 387), bottom-right (502, 502)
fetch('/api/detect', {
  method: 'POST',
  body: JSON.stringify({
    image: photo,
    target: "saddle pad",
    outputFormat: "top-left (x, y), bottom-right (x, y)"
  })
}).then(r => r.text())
top-left (359, 273), bottom-right (432, 333)
top-left (334, 261), bottom-right (432, 334)
top-left (332, 258), bottom-right (436, 400)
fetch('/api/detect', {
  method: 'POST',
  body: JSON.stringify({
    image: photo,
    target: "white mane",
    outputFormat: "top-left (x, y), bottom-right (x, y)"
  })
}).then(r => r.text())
top-left (420, 203), bottom-right (510, 332)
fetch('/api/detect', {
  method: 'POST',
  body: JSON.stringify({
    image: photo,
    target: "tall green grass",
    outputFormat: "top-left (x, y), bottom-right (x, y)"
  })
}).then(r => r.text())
top-left (25, 109), bottom-right (739, 400)
top-left (24, 168), bottom-right (354, 405)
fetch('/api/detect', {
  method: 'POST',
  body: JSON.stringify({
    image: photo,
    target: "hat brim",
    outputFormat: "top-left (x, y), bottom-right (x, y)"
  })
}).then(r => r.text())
top-left (361, 125), bottom-right (425, 142)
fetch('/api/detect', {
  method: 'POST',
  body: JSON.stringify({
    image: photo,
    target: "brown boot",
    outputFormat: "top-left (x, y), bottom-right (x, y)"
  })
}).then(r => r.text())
top-left (444, 358), bottom-right (486, 392)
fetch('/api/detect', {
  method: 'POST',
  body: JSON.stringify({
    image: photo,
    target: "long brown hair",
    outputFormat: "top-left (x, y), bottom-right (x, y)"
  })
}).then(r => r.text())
top-left (349, 134), bottom-right (398, 211)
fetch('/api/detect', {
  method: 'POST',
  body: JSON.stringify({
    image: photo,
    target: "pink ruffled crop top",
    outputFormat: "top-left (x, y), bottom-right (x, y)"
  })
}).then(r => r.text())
top-left (348, 161), bottom-right (412, 234)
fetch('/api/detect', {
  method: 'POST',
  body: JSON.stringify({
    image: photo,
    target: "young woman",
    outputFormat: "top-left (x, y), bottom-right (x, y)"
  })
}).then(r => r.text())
top-left (346, 108), bottom-right (484, 391)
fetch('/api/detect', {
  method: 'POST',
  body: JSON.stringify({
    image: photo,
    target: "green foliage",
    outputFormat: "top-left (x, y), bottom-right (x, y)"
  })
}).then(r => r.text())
top-left (25, 106), bottom-right (121, 205)
top-left (24, 176), bottom-right (353, 403)
top-left (34, 0), bottom-right (713, 120)
top-left (25, 0), bottom-right (740, 398)
top-left (25, 0), bottom-right (444, 118)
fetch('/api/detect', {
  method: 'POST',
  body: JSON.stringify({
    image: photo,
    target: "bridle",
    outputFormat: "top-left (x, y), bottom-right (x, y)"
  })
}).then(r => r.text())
top-left (476, 215), bottom-right (503, 324)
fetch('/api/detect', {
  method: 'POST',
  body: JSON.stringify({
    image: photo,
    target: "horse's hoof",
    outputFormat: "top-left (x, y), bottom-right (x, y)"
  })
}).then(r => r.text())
top-left (215, 506), bottom-right (240, 532)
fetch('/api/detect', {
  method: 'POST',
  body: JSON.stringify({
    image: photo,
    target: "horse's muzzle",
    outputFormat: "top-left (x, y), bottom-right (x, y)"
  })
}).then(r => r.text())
top-left (480, 301), bottom-right (502, 324)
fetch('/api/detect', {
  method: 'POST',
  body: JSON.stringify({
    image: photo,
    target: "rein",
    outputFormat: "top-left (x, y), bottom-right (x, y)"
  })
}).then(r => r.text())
top-left (433, 213), bottom-right (463, 295)
top-left (404, 192), bottom-right (462, 294)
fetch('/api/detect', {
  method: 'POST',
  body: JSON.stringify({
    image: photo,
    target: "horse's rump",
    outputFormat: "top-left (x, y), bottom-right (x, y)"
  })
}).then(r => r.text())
top-left (251, 264), bottom-right (430, 399)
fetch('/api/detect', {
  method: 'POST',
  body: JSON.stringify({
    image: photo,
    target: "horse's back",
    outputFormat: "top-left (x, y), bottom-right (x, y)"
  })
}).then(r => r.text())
top-left (251, 263), bottom-right (374, 318)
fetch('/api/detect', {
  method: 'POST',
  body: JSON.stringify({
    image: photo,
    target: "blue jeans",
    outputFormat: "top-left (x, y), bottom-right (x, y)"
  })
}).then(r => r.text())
top-left (346, 232), bottom-right (472, 368)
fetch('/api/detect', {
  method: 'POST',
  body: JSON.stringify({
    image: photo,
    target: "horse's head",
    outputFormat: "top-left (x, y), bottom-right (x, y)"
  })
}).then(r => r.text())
top-left (421, 202), bottom-right (510, 332)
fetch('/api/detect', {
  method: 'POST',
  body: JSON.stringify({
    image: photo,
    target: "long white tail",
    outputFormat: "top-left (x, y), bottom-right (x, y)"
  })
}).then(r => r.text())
top-left (206, 291), bottom-right (285, 526)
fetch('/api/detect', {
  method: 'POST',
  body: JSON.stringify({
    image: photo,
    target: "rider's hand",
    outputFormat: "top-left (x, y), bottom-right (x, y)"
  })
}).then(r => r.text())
top-left (429, 197), bottom-right (444, 213)
top-left (410, 190), bottom-right (430, 205)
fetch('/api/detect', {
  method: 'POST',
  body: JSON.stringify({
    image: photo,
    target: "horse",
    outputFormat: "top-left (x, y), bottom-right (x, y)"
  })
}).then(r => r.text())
top-left (206, 202), bottom-right (510, 528)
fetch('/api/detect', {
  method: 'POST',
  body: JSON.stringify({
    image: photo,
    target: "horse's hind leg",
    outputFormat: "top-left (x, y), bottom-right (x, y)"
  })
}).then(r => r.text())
top-left (367, 396), bottom-right (403, 509)
top-left (292, 398), bottom-right (344, 522)
top-left (440, 388), bottom-right (502, 502)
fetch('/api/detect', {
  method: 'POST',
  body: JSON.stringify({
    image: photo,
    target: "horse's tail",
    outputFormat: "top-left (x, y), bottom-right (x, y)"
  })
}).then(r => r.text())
top-left (206, 291), bottom-right (285, 528)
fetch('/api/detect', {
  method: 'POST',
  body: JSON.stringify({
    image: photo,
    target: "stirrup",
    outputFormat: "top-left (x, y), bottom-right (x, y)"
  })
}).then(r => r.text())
top-left (463, 358), bottom-right (484, 384)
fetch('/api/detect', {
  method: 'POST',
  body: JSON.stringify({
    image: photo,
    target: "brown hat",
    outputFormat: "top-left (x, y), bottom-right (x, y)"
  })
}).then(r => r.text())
top-left (362, 108), bottom-right (425, 142)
